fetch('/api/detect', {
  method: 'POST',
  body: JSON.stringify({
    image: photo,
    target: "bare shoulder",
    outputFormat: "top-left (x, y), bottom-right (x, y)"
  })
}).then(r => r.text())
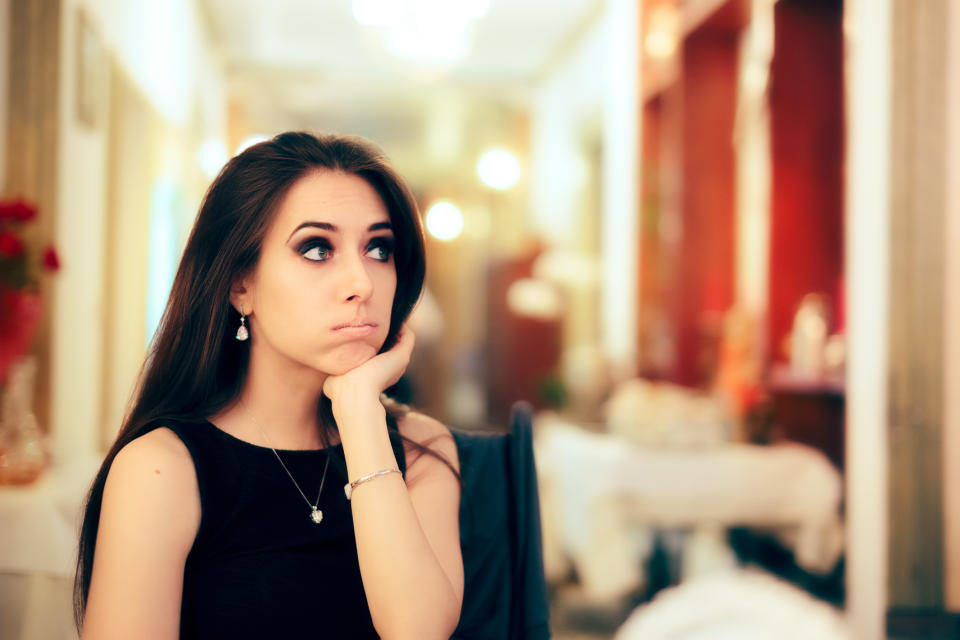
top-left (111, 427), bottom-right (197, 488)
top-left (104, 426), bottom-right (201, 547)
top-left (397, 411), bottom-right (460, 484)
top-left (82, 427), bottom-right (200, 636)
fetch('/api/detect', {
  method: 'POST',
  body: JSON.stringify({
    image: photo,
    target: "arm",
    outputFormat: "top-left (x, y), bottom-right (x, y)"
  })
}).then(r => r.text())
top-left (80, 427), bottom-right (201, 640)
top-left (325, 331), bottom-right (463, 639)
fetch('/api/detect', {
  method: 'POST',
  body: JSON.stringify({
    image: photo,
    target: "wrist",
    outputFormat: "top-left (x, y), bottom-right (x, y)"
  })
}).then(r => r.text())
top-left (331, 397), bottom-right (386, 428)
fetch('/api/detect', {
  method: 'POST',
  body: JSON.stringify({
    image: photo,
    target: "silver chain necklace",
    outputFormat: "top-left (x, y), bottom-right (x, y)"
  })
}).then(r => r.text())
top-left (240, 400), bottom-right (331, 524)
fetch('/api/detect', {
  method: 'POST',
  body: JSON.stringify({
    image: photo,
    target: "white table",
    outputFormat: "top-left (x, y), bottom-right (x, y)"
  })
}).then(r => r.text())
top-left (535, 416), bottom-right (844, 602)
top-left (0, 455), bottom-right (101, 640)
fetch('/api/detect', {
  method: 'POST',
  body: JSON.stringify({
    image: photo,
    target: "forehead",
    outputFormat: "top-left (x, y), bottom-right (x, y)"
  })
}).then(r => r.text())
top-left (272, 170), bottom-right (390, 230)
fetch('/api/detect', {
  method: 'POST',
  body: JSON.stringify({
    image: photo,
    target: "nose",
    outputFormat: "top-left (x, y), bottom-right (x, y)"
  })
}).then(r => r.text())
top-left (340, 253), bottom-right (374, 303)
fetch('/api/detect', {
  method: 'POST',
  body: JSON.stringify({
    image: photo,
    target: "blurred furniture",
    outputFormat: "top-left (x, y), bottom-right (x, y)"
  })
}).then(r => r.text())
top-left (614, 567), bottom-right (851, 639)
top-left (768, 369), bottom-right (845, 471)
top-left (0, 455), bottom-right (101, 640)
top-left (484, 250), bottom-right (562, 424)
top-left (535, 415), bottom-right (843, 603)
top-left (451, 402), bottom-right (551, 640)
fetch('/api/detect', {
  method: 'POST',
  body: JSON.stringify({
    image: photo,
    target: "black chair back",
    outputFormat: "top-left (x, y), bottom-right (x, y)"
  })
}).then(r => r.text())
top-left (451, 402), bottom-right (551, 639)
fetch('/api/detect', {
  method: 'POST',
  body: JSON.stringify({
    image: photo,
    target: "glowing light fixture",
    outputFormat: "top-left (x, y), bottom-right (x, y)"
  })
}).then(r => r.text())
top-left (644, 5), bottom-right (679, 60)
top-left (425, 201), bottom-right (464, 241)
top-left (198, 138), bottom-right (228, 180)
top-left (506, 278), bottom-right (562, 320)
top-left (352, 0), bottom-right (490, 63)
top-left (235, 134), bottom-right (270, 156)
top-left (477, 149), bottom-right (521, 190)
top-left (352, 0), bottom-right (404, 28)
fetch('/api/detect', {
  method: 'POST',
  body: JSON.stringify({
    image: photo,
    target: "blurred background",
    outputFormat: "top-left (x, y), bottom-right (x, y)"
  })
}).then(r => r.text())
top-left (0, 0), bottom-right (958, 638)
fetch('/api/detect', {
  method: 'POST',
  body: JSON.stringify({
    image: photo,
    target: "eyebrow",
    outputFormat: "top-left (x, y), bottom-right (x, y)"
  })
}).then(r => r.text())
top-left (287, 221), bottom-right (393, 241)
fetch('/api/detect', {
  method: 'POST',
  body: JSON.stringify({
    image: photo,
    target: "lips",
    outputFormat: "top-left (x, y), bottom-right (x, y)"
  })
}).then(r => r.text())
top-left (332, 321), bottom-right (378, 337)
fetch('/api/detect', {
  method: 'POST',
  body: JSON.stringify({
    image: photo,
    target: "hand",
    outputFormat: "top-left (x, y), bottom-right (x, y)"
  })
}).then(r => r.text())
top-left (323, 327), bottom-right (415, 413)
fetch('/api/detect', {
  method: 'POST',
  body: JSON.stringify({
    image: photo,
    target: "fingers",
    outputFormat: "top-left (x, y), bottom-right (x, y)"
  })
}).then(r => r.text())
top-left (395, 326), bottom-right (416, 355)
top-left (383, 327), bottom-right (415, 387)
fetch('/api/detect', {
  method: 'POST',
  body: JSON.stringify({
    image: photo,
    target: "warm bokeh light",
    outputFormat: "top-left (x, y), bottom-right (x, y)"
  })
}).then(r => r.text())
top-left (197, 138), bottom-right (228, 180)
top-left (644, 5), bottom-right (678, 60)
top-left (352, 0), bottom-right (490, 62)
top-left (425, 201), bottom-right (464, 241)
top-left (476, 148), bottom-right (521, 190)
top-left (506, 278), bottom-right (562, 319)
top-left (351, 0), bottom-right (404, 28)
top-left (234, 134), bottom-right (269, 156)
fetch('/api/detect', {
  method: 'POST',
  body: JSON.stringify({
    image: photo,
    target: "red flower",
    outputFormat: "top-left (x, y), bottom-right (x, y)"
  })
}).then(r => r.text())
top-left (0, 229), bottom-right (24, 257)
top-left (42, 245), bottom-right (60, 271)
top-left (0, 199), bottom-right (37, 222)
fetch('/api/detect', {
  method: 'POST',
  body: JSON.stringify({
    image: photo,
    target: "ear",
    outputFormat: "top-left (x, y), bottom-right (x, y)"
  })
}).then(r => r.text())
top-left (229, 274), bottom-right (253, 316)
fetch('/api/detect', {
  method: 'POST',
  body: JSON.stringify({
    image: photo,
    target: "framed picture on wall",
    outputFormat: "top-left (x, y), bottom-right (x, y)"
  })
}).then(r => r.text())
top-left (75, 8), bottom-right (105, 129)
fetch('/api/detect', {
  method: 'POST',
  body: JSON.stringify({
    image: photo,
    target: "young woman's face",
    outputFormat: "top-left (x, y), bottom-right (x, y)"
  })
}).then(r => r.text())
top-left (239, 170), bottom-right (397, 376)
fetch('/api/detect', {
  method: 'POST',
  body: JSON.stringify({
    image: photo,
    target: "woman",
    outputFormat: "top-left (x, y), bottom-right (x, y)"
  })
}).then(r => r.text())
top-left (74, 132), bottom-right (464, 639)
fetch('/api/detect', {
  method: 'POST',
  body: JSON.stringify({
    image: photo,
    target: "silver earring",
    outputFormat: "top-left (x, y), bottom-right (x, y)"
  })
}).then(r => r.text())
top-left (235, 310), bottom-right (249, 341)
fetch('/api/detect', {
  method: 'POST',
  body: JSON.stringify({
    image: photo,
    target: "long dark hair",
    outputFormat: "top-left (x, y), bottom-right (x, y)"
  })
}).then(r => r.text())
top-left (74, 132), bottom-right (455, 628)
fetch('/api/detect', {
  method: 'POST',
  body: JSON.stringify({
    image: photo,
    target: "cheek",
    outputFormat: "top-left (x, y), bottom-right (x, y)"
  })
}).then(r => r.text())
top-left (377, 270), bottom-right (398, 310)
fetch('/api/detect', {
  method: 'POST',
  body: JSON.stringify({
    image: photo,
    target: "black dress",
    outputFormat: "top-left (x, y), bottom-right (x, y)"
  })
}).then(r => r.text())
top-left (157, 419), bottom-right (407, 639)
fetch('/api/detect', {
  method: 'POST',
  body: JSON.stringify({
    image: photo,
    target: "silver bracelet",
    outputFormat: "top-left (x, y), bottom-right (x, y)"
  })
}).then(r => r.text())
top-left (343, 468), bottom-right (401, 500)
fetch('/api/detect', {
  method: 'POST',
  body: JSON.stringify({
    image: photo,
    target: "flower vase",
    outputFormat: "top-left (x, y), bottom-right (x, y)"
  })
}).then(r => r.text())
top-left (0, 287), bottom-right (43, 384)
top-left (0, 355), bottom-right (49, 485)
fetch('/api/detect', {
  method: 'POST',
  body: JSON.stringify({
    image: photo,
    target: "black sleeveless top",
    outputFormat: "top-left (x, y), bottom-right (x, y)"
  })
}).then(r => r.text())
top-left (160, 419), bottom-right (407, 639)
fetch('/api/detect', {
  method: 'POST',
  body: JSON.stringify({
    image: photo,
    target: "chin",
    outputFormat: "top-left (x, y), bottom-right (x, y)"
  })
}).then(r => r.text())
top-left (322, 342), bottom-right (379, 375)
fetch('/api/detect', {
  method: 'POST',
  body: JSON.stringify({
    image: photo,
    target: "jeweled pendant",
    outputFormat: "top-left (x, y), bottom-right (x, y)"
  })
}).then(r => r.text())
top-left (235, 325), bottom-right (249, 341)
top-left (310, 507), bottom-right (323, 524)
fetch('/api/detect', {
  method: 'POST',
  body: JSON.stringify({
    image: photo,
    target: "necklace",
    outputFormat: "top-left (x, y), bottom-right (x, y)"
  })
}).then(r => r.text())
top-left (239, 400), bottom-right (331, 524)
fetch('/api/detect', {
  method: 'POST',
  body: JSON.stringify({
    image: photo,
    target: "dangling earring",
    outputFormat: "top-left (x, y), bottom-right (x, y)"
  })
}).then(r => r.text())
top-left (236, 309), bottom-right (249, 341)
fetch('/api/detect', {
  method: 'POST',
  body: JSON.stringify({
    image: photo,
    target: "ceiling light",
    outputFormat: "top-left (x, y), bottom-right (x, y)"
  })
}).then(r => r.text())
top-left (385, 28), bottom-right (469, 62)
top-left (477, 149), bottom-right (521, 190)
top-left (425, 201), bottom-right (464, 241)
top-left (645, 5), bottom-right (679, 60)
top-left (352, 0), bottom-right (404, 28)
top-left (351, 0), bottom-right (490, 63)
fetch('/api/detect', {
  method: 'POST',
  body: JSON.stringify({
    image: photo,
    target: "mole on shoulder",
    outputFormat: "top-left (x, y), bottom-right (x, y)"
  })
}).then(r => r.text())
top-left (154, 469), bottom-right (161, 475)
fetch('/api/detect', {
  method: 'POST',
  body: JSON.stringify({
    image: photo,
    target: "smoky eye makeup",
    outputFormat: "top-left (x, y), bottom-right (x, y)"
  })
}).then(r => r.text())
top-left (296, 236), bottom-right (333, 262)
top-left (366, 235), bottom-right (396, 262)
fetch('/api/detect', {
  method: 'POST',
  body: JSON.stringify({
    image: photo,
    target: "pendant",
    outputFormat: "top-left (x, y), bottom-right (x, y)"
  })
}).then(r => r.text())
top-left (310, 507), bottom-right (323, 524)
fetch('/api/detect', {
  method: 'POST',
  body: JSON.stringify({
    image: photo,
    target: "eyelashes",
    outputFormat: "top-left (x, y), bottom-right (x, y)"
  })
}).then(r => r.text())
top-left (297, 236), bottom-right (395, 263)
top-left (298, 237), bottom-right (332, 262)
top-left (366, 237), bottom-right (395, 262)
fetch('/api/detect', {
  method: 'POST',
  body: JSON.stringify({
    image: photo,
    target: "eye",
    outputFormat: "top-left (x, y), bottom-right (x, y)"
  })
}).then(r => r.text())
top-left (366, 237), bottom-right (395, 263)
top-left (298, 238), bottom-right (332, 262)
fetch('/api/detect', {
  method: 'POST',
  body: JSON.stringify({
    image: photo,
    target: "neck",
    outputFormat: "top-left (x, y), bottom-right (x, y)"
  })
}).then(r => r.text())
top-left (213, 340), bottom-right (339, 450)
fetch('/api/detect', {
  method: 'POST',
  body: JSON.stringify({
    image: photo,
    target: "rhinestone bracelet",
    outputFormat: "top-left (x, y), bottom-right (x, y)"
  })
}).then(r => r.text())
top-left (343, 468), bottom-right (401, 500)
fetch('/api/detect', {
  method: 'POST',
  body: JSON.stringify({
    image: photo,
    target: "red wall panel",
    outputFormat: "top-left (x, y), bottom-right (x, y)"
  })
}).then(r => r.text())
top-left (769, 0), bottom-right (845, 362)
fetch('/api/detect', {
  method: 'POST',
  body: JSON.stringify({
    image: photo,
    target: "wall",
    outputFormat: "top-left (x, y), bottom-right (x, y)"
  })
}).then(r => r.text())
top-left (49, 0), bottom-right (225, 459)
top-left (946, 0), bottom-right (960, 611)
top-left (529, 0), bottom-right (639, 376)
top-left (670, 13), bottom-right (740, 386)
top-left (844, 0), bottom-right (891, 636)
top-left (50, 0), bottom-right (110, 460)
top-left (768, 0), bottom-right (844, 362)
top-left (0, 0), bottom-right (8, 193)
top-left (529, 12), bottom-right (606, 250)
top-left (886, 0), bottom-right (948, 612)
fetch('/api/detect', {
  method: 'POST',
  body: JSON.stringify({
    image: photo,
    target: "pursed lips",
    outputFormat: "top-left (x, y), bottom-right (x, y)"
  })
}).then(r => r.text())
top-left (332, 321), bottom-right (378, 337)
